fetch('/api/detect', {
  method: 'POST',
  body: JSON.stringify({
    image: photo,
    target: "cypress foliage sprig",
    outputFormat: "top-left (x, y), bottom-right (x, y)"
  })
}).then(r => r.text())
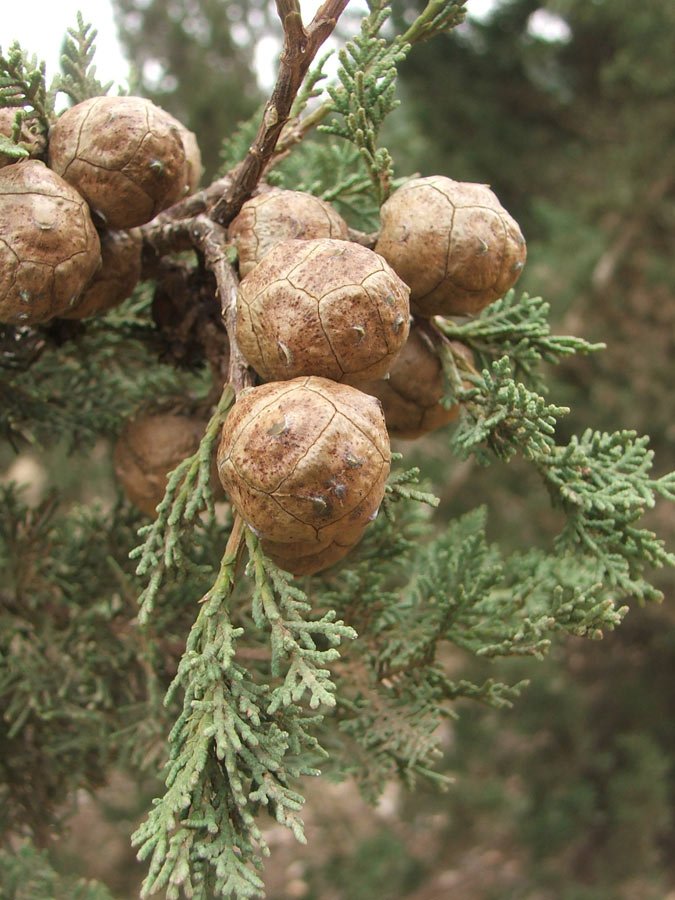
top-left (397, 0), bottom-right (467, 45)
top-left (320, 2), bottom-right (409, 202)
top-left (0, 41), bottom-right (51, 162)
top-left (448, 355), bottom-right (568, 464)
top-left (383, 455), bottom-right (440, 519)
top-left (132, 386), bottom-right (235, 624)
top-left (246, 531), bottom-right (357, 713)
top-left (132, 520), bottom-right (357, 899)
top-left (0, 41), bottom-right (52, 127)
top-left (436, 290), bottom-right (604, 388)
top-left (539, 429), bottom-right (675, 602)
top-left (53, 13), bottom-right (114, 104)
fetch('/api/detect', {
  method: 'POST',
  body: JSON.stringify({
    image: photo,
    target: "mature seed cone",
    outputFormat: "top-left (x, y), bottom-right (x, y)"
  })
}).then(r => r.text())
top-left (64, 228), bottom-right (142, 319)
top-left (217, 376), bottom-right (390, 546)
top-left (48, 96), bottom-right (187, 228)
top-left (261, 531), bottom-right (365, 576)
top-left (375, 175), bottom-right (526, 317)
top-left (0, 108), bottom-right (46, 168)
top-left (0, 160), bottom-right (101, 324)
top-left (228, 189), bottom-right (349, 277)
top-left (114, 412), bottom-right (209, 517)
top-left (237, 238), bottom-right (410, 384)
top-left (357, 325), bottom-right (474, 439)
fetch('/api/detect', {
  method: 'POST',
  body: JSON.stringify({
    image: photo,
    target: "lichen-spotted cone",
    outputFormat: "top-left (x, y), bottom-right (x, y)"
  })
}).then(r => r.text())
top-left (217, 376), bottom-right (391, 547)
top-left (0, 160), bottom-right (101, 324)
top-left (357, 325), bottom-right (475, 439)
top-left (114, 412), bottom-right (208, 517)
top-left (375, 175), bottom-right (527, 317)
top-left (236, 238), bottom-right (410, 384)
top-left (228, 189), bottom-right (349, 277)
top-left (48, 96), bottom-right (187, 229)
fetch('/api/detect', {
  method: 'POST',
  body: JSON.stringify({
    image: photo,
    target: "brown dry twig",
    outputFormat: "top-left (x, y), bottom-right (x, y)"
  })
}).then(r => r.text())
top-left (211, 0), bottom-right (350, 224)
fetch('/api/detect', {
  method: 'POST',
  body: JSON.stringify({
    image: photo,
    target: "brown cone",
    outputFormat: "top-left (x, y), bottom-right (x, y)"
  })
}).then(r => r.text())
top-left (0, 161), bottom-right (101, 324)
top-left (228, 189), bottom-right (349, 277)
top-left (64, 228), bottom-right (142, 319)
top-left (114, 413), bottom-right (209, 517)
top-left (217, 376), bottom-right (390, 546)
top-left (48, 96), bottom-right (187, 228)
top-left (237, 238), bottom-right (410, 384)
top-left (261, 530), bottom-right (365, 576)
top-left (356, 326), bottom-right (474, 439)
top-left (375, 175), bottom-right (526, 317)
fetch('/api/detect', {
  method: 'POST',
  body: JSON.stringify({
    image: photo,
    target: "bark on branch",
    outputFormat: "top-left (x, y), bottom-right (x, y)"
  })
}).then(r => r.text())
top-left (211, 0), bottom-right (350, 225)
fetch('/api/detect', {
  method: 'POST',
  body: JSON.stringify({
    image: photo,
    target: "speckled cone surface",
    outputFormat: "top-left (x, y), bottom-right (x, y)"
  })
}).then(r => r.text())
top-left (228, 189), bottom-right (349, 277)
top-left (237, 238), bottom-right (410, 384)
top-left (0, 108), bottom-right (46, 168)
top-left (65, 228), bottom-right (142, 319)
top-left (217, 376), bottom-right (391, 546)
top-left (0, 160), bottom-right (101, 324)
top-left (48, 96), bottom-right (187, 228)
top-left (357, 325), bottom-right (470, 439)
top-left (375, 175), bottom-right (526, 317)
top-left (114, 413), bottom-right (207, 517)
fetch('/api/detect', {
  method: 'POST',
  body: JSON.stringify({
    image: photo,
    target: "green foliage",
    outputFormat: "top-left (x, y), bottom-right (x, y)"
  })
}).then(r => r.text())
top-left (448, 355), bottom-right (569, 464)
top-left (132, 386), bottom-right (235, 624)
top-left (0, 42), bottom-right (52, 144)
top-left (0, 293), bottom-right (193, 451)
top-left (53, 13), bottom-right (114, 105)
top-left (131, 526), bottom-right (356, 899)
top-left (437, 289), bottom-right (604, 390)
top-left (541, 429), bottom-right (675, 602)
top-left (0, 843), bottom-right (117, 900)
top-left (320, 3), bottom-right (407, 202)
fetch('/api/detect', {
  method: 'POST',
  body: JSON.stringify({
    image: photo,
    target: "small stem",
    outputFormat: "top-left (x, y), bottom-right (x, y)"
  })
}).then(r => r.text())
top-left (212, 0), bottom-right (350, 224)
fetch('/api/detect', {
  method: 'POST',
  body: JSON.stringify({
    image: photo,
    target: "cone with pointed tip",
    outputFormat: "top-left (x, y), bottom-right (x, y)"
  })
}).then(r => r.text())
top-left (237, 238), bottom-right (410, 384)
top-left (217, 376), bottom-right (390, 555)
top-left (48, 96), bottom-right (187, 228)
top-left (0, 160), bottom-right (101, 324)
top-left (375, 175), bottom-right (526, 317)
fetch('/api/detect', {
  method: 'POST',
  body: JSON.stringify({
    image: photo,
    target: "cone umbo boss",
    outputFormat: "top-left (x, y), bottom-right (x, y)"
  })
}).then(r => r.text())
top-left (64, 228), bottom-right (142, 320)
top-left (0, 160), bottom-right (101, 324)
top-left (228, 189), bottom-right (349, 277)
top-left (236, 238), bottom-right (410, 384)
top-left (357, 324), bottom-right (475, 440)
top-left (114, 412), bottom-right (210, 517)
top-left (48, 95), bottom-right (187, 228)
top-left (217, 376), bottom-right (390, 556)
top-left (375, 175), bottom-right (526, 317)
